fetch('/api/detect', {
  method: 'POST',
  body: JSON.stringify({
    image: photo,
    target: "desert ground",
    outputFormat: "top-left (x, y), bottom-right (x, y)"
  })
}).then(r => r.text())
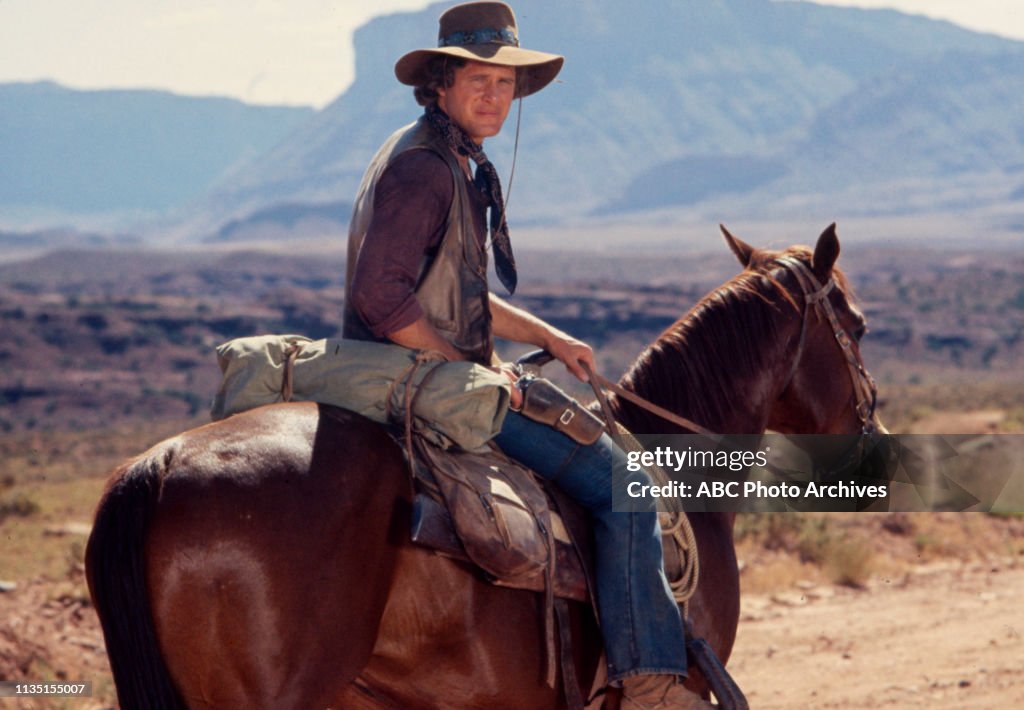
top-left (731, 559), bottom-right (1024, 708)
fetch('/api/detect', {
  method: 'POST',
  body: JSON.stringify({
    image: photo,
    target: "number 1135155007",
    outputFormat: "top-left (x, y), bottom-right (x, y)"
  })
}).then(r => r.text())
top-left (0, 681), bottom-right (92, 697)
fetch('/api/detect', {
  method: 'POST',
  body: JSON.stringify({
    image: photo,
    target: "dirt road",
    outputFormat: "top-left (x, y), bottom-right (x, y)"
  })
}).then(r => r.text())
top-left (728, 560), bottom-right (1024, 708)
top-left (2, 534), bottom-right (1021, 708)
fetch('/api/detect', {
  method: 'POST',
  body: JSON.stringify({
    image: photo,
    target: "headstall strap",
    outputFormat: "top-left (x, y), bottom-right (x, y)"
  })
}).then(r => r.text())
top-left (774, 256), bottom-right (877, 434)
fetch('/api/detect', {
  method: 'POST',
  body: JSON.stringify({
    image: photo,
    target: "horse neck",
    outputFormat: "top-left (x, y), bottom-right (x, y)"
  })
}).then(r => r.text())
top-left (609, 281), bottom-right (796, 437)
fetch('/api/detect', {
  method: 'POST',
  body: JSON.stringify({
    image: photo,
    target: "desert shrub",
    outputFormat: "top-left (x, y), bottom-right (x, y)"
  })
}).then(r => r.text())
top-left (881, 513), bottom-right (916, 536)
top-left (66, 539), bottom-right (86, 578)
top-left (737, 513), bottom-right (875, 587)
top-left (77, 313), bottom-right (109, 331)
top-left (825, 535), bottom-right (874, 588)
top-left (0, 491), bottom-right (41, 523)
top-left (796, 517), bottom-right (833, 564)
top-left (914, 532), bottom-right (933, 551)
top-left (735, 512), bottom-right (807, 550)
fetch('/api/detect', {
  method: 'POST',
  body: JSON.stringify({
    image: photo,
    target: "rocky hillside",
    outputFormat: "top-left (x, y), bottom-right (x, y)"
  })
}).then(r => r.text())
top-left (1, 242), bottom-right (1022, 435)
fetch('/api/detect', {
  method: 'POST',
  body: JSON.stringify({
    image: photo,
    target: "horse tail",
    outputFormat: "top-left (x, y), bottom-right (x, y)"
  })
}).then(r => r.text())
top-left (85, 451), bottom-right (185, 710)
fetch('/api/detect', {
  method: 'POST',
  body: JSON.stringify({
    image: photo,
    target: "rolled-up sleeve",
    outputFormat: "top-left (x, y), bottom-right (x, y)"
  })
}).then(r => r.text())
top-left (349, 149), bottom-right (453, 337)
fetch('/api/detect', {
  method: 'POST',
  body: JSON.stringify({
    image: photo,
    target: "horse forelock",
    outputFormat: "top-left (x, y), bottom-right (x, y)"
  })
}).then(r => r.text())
top-left (616, 246), bottom-right (856, 434)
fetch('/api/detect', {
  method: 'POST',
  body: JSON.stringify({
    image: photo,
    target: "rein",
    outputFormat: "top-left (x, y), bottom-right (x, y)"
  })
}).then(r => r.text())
top-left (583, 364), bottom-right (718, 440)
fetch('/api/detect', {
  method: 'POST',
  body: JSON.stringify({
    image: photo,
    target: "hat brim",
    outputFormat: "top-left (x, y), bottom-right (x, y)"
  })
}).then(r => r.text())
top-left (395, 45), bottom-right (563, 98)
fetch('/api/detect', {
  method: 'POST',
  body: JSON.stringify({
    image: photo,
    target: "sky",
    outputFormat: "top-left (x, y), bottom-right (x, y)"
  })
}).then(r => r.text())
top-left (1, 0), bottom-right (1022, 108)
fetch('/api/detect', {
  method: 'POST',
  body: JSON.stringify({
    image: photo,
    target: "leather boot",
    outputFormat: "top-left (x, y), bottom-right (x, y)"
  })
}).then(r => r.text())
top-left (620, 674), bottom-right (713, 709)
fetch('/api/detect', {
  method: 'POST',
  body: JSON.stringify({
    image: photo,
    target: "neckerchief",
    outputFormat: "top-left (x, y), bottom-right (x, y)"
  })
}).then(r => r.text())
top-left (425, 103), bottom-right (517, 294)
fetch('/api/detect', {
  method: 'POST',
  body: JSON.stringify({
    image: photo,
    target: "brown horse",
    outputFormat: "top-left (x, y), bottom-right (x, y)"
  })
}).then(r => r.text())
top-left (86, 224), bottom-right (882, 709)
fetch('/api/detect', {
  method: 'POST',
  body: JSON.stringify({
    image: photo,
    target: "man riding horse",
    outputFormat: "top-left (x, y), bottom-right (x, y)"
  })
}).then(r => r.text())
top-left (343, 2), bottom-right (693, 707)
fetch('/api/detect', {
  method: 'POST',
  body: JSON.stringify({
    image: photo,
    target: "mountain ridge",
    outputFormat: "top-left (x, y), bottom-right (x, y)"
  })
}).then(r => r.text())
top-left (0, 80), bottom-right (313, 219)
top-left (4, 0), bottom-right (1024, 241)
top-left (192, 0), bottom-right (1024, 234)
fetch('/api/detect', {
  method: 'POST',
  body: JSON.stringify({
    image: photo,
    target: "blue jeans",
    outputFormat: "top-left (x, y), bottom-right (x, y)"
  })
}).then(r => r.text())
top-left (494, 411), bottom-right (688, 682)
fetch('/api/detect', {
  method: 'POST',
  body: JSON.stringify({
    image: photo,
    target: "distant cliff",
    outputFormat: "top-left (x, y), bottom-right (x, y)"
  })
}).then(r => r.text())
top-left (197, 0), bottom-right (1024, 231)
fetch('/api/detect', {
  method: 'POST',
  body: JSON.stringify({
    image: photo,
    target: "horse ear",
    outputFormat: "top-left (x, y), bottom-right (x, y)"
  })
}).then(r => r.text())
top-left (812, 223), bottom-right (840, 281)
top-left (720, 224), bottom-right (755, 267)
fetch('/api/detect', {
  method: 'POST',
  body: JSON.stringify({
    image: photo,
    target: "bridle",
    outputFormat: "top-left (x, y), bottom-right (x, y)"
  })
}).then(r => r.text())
top-left (773, 255), bottom-right (878, 435)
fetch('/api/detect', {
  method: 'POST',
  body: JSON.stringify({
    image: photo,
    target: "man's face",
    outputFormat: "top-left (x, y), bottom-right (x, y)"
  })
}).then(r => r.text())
top-left (437, 61), bottom-right (516, 144)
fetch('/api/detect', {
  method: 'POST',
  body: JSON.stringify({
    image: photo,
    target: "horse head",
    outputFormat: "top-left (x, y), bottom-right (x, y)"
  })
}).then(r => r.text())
top-left (617, 223), bottom-right (882, 439)
top-left (720, 223), bottom-right (883, 437)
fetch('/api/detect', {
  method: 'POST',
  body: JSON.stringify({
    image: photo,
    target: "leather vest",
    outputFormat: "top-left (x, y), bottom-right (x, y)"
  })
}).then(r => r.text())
top-left (343, 117), bottom-right (494, 364)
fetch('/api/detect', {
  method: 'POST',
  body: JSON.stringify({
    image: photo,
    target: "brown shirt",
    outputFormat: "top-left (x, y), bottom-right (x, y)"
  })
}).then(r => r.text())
top-left (348, 148), bottom-right (489, 338)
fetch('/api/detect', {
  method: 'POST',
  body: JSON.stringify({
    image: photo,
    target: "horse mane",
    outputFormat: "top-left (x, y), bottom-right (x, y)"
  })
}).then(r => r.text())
top-left (613, 245), bottom-right (855, 434)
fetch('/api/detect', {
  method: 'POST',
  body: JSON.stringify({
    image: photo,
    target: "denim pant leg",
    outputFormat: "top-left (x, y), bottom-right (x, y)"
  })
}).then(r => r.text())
top-left (494, 411), bottom-right (688, 682)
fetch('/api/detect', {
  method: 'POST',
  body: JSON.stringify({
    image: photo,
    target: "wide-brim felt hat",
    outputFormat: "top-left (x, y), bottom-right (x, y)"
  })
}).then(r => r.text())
top-left (395, 1), bottom-right (564, 98)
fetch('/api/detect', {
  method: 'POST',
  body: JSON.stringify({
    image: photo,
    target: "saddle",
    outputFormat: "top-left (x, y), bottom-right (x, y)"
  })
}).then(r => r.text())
top-left (407, 435), bottom-right (593, 603)
top-left (405, 436), bottom-right (697, 605)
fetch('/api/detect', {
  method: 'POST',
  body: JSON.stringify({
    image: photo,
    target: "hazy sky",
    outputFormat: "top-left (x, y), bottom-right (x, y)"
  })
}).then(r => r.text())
top-left (1, 0), bottom-right (1022, 108)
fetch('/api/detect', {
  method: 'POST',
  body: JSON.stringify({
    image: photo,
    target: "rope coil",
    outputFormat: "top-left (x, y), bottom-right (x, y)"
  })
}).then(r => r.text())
top-left (614, 424), bottom-right (701, 613)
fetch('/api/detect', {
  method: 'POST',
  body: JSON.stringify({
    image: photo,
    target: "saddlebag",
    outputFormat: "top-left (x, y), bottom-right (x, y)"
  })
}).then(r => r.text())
top-left (412, 435), bottom-right (553, 583)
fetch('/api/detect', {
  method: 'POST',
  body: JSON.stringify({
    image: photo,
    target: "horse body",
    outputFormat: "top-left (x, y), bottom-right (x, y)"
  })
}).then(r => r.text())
top-left (93, 400), bottom-right (585, 709)
top-left (91, 405), bottom-right (408, 707)
top-left (87, 226), bottom-right (879, 709)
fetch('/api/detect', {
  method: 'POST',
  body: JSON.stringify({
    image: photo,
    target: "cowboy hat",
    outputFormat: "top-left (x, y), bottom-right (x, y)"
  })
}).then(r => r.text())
top-left (394, 1), bottom-right (564, 98)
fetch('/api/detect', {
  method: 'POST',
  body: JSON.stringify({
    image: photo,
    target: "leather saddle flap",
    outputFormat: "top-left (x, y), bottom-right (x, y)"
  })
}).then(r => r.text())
top-left (409, 435), bottom-right (593, 603)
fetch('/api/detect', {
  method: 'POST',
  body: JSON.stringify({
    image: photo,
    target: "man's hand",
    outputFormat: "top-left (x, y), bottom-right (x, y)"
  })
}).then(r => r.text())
top-left (490, 294), bottom-right (597, 384)
top-left (544, 334), bottom-right (596, 382)
top-left (496, 362), bottom-right (524, 410)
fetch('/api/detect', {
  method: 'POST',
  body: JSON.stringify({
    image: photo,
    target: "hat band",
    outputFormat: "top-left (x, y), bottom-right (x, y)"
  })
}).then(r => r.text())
top-left (440, 26), bottom-right (519, 48)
